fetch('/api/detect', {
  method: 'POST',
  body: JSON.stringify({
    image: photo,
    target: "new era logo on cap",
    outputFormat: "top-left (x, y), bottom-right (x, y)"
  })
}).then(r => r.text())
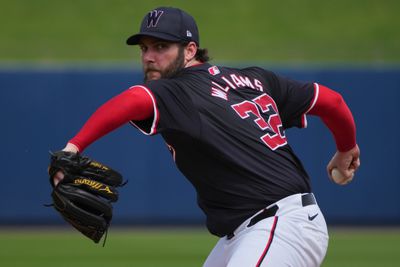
top-left (147, 10), bottom-right (164, 28)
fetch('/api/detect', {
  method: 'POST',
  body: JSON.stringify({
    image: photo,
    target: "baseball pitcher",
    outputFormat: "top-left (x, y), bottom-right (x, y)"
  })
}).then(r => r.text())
top-left (49, 7), bottom-right (360, 266)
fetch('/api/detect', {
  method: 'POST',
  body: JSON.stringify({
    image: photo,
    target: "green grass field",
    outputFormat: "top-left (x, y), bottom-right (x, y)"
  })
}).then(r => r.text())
top-left (1, 0), bottom-right (399, 63)
top-left (1, 227), bottom-right (399, 267)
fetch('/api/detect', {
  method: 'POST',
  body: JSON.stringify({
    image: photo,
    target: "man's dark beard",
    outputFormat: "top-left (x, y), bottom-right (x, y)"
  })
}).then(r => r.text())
top-left (144, 46), bottom-right (185, 82)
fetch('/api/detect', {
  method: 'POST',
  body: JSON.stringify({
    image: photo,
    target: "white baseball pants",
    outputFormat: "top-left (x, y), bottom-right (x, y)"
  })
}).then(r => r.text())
top-left (203, 193), bottom-right (329, 267)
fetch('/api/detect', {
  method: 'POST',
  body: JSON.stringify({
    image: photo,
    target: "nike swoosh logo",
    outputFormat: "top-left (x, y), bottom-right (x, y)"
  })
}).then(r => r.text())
top-left (308, 213), bottom-right (319, 221)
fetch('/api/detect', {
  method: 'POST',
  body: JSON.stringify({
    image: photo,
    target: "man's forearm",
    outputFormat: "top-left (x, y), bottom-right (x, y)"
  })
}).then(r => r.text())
top-left (308, 84), bottom-right (356, 152)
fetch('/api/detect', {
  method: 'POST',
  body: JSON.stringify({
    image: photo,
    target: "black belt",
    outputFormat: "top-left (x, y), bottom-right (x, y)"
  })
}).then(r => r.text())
top-left (227, 193), bottom-right (316, 240)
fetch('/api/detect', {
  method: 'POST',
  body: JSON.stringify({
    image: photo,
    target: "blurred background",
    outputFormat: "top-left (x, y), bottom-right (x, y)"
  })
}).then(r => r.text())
top-left (0, 0), bottom-right (399, 266)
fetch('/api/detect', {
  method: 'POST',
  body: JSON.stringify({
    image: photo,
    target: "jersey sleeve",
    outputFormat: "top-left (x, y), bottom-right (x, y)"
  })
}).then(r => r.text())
top-left (130, 80), bottom-right (201, 137)
top-left (261, 69), bottom-right (316, 129)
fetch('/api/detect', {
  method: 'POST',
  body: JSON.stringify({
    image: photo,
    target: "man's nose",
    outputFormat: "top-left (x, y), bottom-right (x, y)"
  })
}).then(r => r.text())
top-left (142, 50), bottom-right (155, 63)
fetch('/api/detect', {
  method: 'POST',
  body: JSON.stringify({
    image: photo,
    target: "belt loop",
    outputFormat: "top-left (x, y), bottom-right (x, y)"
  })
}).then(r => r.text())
top-left (301, 193), bottom-right (316, 207)
top-left (247, 205), bottom-right (278, 227)
top-left (227, 232), bottom-right (235, 240)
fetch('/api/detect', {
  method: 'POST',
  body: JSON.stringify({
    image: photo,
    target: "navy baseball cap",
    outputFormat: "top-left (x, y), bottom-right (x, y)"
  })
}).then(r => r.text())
top-left (126, 7), bottom-right (199, 46)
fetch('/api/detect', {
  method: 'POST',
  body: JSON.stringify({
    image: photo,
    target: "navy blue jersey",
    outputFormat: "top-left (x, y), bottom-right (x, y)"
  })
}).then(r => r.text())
top-left (131, 63), bottom-right (316, 237)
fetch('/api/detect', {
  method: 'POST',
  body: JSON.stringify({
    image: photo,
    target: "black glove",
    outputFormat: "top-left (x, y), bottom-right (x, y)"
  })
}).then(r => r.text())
top-left (48, 151), bottom-right (123, 244)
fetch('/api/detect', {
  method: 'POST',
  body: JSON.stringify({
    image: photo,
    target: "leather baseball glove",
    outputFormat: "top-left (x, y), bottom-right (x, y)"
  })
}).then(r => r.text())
top-left (48, 151), bottom-right (124, 244)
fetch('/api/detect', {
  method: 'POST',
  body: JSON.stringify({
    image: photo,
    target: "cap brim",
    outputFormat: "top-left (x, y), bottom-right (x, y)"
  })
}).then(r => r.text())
top-left (126, 32), bottom-right (182, 45)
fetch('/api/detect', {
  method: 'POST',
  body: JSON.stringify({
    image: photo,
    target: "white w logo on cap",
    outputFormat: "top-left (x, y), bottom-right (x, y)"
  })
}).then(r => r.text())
top-left (147, 10), bottom-right (164, 28)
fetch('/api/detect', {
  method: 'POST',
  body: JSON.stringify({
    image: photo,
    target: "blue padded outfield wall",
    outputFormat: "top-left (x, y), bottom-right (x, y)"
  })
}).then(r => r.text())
top-left (1, 65), bottom-right (399, 226)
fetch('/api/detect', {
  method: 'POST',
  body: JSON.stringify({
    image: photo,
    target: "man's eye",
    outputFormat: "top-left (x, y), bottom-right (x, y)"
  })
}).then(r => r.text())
top-left (156, 43), bottom-right (168, 50)
top-left (140, 46), bottom-right (147, 52)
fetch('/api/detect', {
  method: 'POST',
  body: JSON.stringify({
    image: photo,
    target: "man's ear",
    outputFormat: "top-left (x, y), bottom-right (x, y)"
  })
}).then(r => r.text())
top-left (184, 42), bottom-right (198, 62)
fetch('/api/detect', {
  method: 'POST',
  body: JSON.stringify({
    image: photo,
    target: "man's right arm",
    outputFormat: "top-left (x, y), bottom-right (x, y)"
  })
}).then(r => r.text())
top-left (66, 86), bottom-right (154, 152)
top-left (54, 86), bottom-right (154, 186)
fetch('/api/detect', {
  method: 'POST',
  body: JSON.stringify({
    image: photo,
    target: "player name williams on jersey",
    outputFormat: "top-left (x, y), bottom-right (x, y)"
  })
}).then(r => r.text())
top-left (131, 63), bottom-right (316, 237)
top-left (208, 65), bottom-right (264, 100)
